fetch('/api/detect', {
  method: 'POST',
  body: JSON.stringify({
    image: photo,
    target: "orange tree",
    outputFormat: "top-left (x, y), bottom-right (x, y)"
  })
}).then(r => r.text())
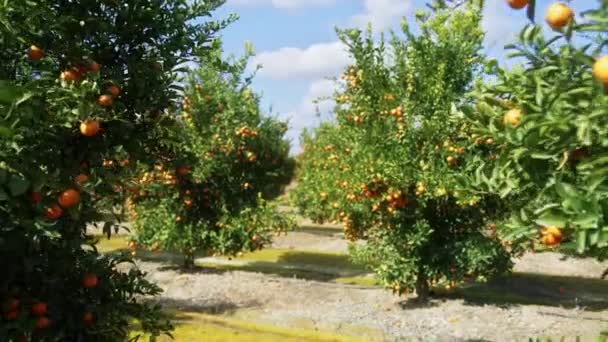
top-left (462, 1), bottom-right (608, 261)
top-left (128, 47), bottom-right (295, 268)
top-left (292, 0), bottom-right (513, 301)
top-left (0, 0), bottom-right (231, 340)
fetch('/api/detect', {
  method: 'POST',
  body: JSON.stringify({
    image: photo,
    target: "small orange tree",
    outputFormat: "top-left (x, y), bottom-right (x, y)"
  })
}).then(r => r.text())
top-left (128, 47), bottom-right (295, 267)
top-left (0, 0), bottom-right (231, 340)
top-left (463, 1), bottom-right (608, 260)
top-left (292, 0), bottom-right (513, 301)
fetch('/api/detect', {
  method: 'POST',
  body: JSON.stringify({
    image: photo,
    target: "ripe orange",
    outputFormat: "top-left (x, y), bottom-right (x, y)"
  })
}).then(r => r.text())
top-left (545, 3), bottom-right (573, 30)
top-left (58, 189), bottom-right (80, 208)
top-left (127, 241), bottom-right (137, 249)
top-left (176, 165), bottom-right (190, 176)
top-left (541, 233), bottom-right (561, 246)
top-left (29, 191), bottom-right (42, 204)
top-left (592, 56), bottom-right (608, 84)
top-left (98, 95), bottom-right (113, 107)
top-left (3, 298), bottom-right (19, 312)
top-left (30, 302), bottom-right (47, 316)
top-left (485, 138), bottom-right (495, 145)
top-left (44, 204), bottom-right (63, 220)
top-left (3, 309), bottom-right (18, 321)
top-left (80, 119), bottom-right (101, 137)
top-left (541, 226), bottom-right (563, 246)
top-left (571, 147), bottom-right (588, 161)
top-left (60, 70), bottom-right (79, 82)
top-left (82, 312), bottom-right (94, 327)
top-left (507, 0), bottom-right (528, 9)
top-left (75, 65), bottom-right (88, 75)
top-left (503, 108), bottom-right (522, 126)
top-left (89, 62), bottom-right (101, 73)
top-left (28, 45), bottom-right (44, 61)
top-left (446, 156), bottom-right (456, 165)
top-left (75, 174), bottom-right (89, 184)
top-left (82, 273), bottom-right (98, 289)
top-left (184, 198), bottom-right (193, 208)
top-left (35, 316), bottom-right (50, 330)
top-left (107, 85), bottom-right (120, 97)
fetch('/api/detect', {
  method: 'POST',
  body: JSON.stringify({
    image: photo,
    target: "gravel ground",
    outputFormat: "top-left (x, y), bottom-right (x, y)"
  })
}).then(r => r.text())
top-left (138, 258), bottom-right (607, 342)
top-left (101, 211), bottom-right (608, 341)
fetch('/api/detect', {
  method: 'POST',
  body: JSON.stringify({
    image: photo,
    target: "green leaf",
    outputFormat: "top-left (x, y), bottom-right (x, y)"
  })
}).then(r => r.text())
top-left (0, 81), bottom-right (23, 105)
top-left (534, 211), bottom-right (566, 228)
top-left (572, 212), bottom-right (599, 229)
top-left (8, 175), bottom-right (30, 196)
top-left (576, 230), bottom-right (587, 253)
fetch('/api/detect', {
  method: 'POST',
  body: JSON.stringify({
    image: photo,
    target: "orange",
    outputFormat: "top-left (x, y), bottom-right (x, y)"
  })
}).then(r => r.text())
top-left (107, 85), bottom-right (120, 97)
top-left (503, 108), bottom-right (522, 126)
top-left (176, 165), bottom-right (190, 176)
top-left (3, 298), bottom-right (19, 312)
top-left (44, 204), bottom-right (63, 220)
top-left (446, 156), bottom-right (456, 165)
top-left (75, 174), bottom-right (89, 184)
top-left (82, 312), bottom-right (94, 327)
top-left (485, 138), bottom-right (495, 145)
top-left (58, 189), bottom-right (80, 208)
top-left (30, 302), bottom-right (47, 316)
top-left (545, 3), bottom-right (573, 30)
top-left (507, 0), bottom-right (528, 9)
top-left (4, 310), bottom-right (18, 321)
top-left (35, 316), bottom-right (50, 330)
top-left (82, 273), bottom-right (98, 289)
top-left (80, 119), bottom-right (101, 137)
top-left (60, 70), bottom-right (79, 82)
top-left (541, 226), bottom-right (563, 246)
top-left (98, 95), bottom-right (113, 107)
top-left (89, 62), bottom-right (101, 73)
top-left (29, 191), bottom-right (42, 204)
top-left (28, 45), bottom-right (44, 61)
top-left (592, 56), bottom-right (608, 84)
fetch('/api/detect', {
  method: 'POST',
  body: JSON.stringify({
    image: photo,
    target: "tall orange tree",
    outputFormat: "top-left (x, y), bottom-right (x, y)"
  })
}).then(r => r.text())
top-left (293, 0), bottom-right (513, 301)
top-left (463, 1), bottom-right (608, 262)
top-left (128, 47), bottom-right (295, 267)
top-left (0, 0), bottom-right (231, 340)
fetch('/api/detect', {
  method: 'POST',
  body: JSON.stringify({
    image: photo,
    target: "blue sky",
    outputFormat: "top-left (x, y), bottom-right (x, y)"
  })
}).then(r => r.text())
top-left (210, 0), bottom-right (593, 153)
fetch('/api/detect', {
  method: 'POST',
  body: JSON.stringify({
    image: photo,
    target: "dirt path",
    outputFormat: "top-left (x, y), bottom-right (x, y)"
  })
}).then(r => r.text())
top-left (111, 217), bottom-right (608, 342)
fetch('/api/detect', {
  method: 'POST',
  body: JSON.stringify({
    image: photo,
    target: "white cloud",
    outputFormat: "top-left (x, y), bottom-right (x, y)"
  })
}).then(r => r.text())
top-left (281, 79), bottom-right (336, 152)
top-left (227, 0), bottom-right (336, 9)
top-left (350, 0), bottom-right (413, 30)
top-left (251, 41), bottom-right (351, 81)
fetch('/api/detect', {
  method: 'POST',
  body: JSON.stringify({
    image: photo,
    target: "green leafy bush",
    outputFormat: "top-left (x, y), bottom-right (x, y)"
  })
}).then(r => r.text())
top-left (463, 1), bottom-right (608, 259)
top-left (0, 0), bottom-right (230, 339)
top-left (129, 47), bottom-right (296, 267)
top-left (292, 1), bottom-right (513, 300)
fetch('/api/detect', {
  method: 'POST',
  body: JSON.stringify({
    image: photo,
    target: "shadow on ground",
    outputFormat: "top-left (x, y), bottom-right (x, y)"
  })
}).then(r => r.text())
top-left (199, 250), bottom-right (369, 282)
top-left (297, 225), bottom-right (343, 237)
top-left (437, 272), bottom-right (608, 312)
top-left (147, 297), bottom-right (256, 316)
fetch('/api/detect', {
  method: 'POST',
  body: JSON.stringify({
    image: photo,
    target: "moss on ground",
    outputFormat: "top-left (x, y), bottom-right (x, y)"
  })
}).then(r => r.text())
top-left (131, 311), bottom-right (374, 342)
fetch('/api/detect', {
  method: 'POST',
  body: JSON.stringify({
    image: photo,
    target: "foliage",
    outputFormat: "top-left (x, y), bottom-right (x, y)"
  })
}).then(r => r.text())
top-left (129, 47), bottom-right (296, 267)
top-left (292, 1), bottom-right (513, 300)
top-left (0, 0), bottom-right (230, 340)
top-left (462, 1), bottom-right (608, 260)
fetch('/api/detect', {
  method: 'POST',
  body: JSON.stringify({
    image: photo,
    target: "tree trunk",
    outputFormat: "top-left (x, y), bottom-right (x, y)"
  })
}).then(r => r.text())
top-left (415, 272), bottom-right (430, 302)
top-left (183, 252), bottom-right (195, 269)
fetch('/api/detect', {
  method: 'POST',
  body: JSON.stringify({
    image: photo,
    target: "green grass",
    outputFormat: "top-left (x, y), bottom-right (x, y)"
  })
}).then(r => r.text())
top-left (130, 311), bottom-right (376, 342)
